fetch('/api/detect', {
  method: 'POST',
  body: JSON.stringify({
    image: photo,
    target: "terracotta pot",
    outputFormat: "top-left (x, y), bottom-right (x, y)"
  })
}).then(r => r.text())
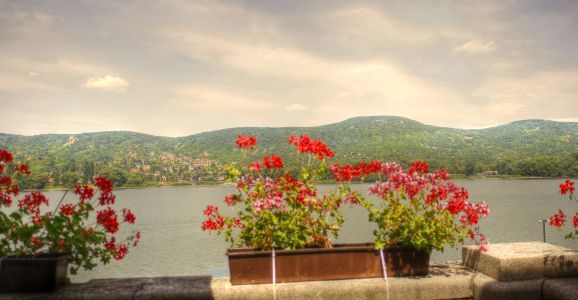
top-left (227, 243), bottom-right (430, 285)
top-left (0, 254), bottom-right (69, 293)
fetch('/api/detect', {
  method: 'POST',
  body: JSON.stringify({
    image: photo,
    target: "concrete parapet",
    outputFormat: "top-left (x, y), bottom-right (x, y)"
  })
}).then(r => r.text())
top-left (0, 263), bottom-right (473, 300)
top-left (463, 242), bottom-right (578, 281)
top-left (1, 242), bottom-right (576, 300)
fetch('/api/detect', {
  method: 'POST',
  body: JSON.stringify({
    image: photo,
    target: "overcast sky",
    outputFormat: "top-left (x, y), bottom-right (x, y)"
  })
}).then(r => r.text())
top-left (1, 0), bottom-right (577, 136)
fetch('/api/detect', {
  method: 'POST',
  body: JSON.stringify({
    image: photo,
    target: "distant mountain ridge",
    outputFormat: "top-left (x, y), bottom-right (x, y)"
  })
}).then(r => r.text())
top-left (0, 116), bottom-right (576, 188)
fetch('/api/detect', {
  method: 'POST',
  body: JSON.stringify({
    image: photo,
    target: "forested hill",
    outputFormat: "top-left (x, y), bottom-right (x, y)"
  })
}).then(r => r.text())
top-left (0, 116), bottom-right (576, 188)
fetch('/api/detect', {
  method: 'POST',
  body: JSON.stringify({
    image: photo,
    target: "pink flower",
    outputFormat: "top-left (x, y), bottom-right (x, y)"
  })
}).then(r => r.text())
top-left (203, 205), bottom-right (219, 216)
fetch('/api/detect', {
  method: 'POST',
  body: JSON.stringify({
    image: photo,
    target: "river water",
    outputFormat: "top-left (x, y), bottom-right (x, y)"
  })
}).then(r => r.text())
top-left (39, 179), bottom-right (577, 283)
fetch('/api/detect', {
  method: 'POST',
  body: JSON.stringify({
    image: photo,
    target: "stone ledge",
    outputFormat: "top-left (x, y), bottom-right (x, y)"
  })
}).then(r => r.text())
top-left (0, 263), bottom-right (473, 300)
top-left (542, 277), bottom-right (578, 300)
top-left (463, 242), bottom-right (578, 281)
top-left (472, 273), bottom-right (543, 300)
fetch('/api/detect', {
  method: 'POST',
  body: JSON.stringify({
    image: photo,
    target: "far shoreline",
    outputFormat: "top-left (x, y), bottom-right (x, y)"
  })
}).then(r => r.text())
top-left (32, 175), bottom-right (574, 192)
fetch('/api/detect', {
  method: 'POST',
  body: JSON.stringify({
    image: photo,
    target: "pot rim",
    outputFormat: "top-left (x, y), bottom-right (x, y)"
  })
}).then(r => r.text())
top-left (227, 243), bottom-right (429, 257)
top-left (2, 252), bottom-right (70, 261)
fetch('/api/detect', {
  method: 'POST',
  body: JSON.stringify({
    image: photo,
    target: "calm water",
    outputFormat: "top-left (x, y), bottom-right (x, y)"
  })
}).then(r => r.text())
top-left (39, 179), bottom-right (577, 283)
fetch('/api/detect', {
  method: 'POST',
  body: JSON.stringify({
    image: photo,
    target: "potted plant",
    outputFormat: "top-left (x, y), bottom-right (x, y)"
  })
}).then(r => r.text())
top-left (201, 134), bottom-right (377, 285)
top-left (357, 160), bottom-right (490, 276)
top-left (0, 149), bottom-right (140, 293)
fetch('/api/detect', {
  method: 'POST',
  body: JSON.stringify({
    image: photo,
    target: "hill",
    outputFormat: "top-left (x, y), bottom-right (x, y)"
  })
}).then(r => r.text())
top-left (0, 116), bottom-right (576, 188)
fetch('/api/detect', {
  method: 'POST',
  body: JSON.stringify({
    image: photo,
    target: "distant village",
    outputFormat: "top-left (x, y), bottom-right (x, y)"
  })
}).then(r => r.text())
top-left (38, 150), bottom-right (228, 188)
top-left (120, 151), bottom-right (226, 183)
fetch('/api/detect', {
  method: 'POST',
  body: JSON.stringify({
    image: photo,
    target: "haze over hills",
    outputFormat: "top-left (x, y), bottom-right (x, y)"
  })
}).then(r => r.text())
top-left (0, 116), bottom-right (576, 188)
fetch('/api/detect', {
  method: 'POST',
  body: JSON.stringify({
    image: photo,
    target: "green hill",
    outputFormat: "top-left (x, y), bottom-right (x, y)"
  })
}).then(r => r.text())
top-left (0, 116), bottom-right (576, 188)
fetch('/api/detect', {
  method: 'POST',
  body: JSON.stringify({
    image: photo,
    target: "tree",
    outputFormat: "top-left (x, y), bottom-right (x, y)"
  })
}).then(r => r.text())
top-left (97, 167), bottom-right (127, 187)
top-left (60, 171), bottom-right (80, 188)
top-left (14, 171), bottom-right (49, 190)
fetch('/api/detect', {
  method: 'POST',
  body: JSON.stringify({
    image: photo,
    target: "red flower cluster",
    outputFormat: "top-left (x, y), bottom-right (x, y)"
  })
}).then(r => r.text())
top-left (122, 208), bottom-right (136, 224)
top-left (60, 204), bottom-right (76, 216)
top-left (201, 205), bottom-right (225, 231)
top-left (559, 180), bottom-right (575, 196)
top-left (0, 149), bottom-right (13, 163)
top-left (409, 160), bottom-right (429, 175)
top-left (13, 164), bottom-right (31, 176)
top-left (31, 236), bottom-right (42, 248)
top-left (18, 192), bottom-right (49, 223)
top-left (0, 150), bottom-right (28, 208)
top-left (263, 154), bottom-right (284, 169)
top-left (133, 231), bottom-right (141, 247)
top-left (224, 194), bottom-right (242, 206)
top-left (104, 237), bottom-right (129, 260)
top-left (97, 207), bottom-right (119, 234)
top-left (549, 209), bottom-right (566, 228)
top-left (95, 177), bottom-right (115, 205)
top-left (0, 175), bottom-right (19, 207)
top-left (236, 135), bottom-right (257, 149)
top-left (549, 179), bottom-right (576, 235)
top-left (74, 185), bottom-right (94, 203)
top-left (249, 160), bottom-right (262, 173)
top-left (203, 205), bottom-right (219, 216)
top-left (330, 161), bottom-right (381, 182)
top-left (288, 135), bottom-right (334, 159)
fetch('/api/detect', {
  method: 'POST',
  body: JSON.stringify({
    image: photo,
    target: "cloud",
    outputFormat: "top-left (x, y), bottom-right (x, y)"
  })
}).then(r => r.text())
top-left (324, 6), bottom-right (436, 44)
top-left (165, 85), bottom-right (271, 111)
top-left (83, 75), bottom-right (129, 92)
top-left (286, 103), bottom-right (307, 111)
top-left (453, 40), bottom-right (497, 55)
top-left (473, 70), bottom-right (578, 120)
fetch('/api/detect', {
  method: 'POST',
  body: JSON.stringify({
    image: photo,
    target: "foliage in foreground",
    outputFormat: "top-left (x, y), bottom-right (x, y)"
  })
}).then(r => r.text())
top-left (0, 149), bottom-right (140, 274)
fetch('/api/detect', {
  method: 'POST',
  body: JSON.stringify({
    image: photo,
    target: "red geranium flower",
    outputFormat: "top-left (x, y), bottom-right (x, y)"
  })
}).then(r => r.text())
top-left (236, 135), bottom-right (257, 149)
top-left (559, 180), bottom-right (575, 196)
top-left (549, 210), bottom-right (566, 228)
top-left (60, 204), bottom-right (76, 216)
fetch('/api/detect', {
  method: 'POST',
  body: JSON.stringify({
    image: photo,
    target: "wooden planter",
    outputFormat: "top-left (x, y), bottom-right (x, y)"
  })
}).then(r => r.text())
top-left (0, 254), bottom-right (69, 293)
top-left (227, 243), bottom-right (430, 285)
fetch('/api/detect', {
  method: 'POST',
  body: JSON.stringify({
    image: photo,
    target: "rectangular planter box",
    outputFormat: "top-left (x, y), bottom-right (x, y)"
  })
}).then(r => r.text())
top-left (0, 254), bottom-right (69, 293)
top-left (227, 243), bottom-right (430, 285)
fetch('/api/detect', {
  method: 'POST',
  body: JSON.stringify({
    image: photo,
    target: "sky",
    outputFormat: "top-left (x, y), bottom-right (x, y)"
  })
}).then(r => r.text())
top-left (1, 0), bottom-right (577, 137)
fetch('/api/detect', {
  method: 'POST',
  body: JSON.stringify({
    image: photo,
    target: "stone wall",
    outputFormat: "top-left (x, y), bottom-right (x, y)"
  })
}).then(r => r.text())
top-left (0, 242), bottom-right (576, 300)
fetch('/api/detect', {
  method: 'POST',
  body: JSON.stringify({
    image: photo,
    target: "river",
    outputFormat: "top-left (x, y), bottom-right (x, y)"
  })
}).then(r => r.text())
top-left (39, 179), bottom-right (577, 283)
